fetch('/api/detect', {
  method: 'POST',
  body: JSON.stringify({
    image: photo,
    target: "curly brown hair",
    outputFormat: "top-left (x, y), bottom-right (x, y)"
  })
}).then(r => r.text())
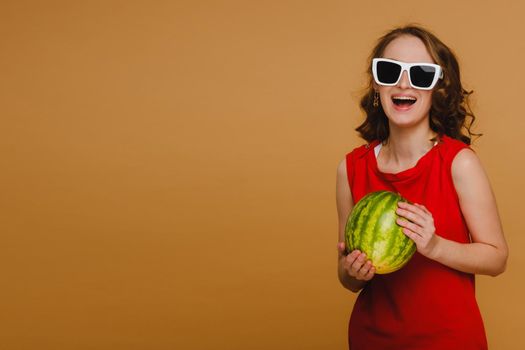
top-left (356, 25), bottom-right (480, 145)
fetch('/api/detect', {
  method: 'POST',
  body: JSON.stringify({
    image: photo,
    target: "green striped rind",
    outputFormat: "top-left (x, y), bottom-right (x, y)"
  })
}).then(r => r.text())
top-left (345, 191), bottom-right (416, 274)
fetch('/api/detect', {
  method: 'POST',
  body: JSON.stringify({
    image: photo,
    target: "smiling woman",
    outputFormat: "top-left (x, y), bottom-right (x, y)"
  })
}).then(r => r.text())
top-left (356, 26), bottom-right (477, 145)
top-left (336, 25), bottom-right (508, 350)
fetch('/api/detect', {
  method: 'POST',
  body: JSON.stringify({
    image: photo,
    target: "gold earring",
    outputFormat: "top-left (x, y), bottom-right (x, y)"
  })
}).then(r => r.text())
top-left (373, 91), bottom-right (379, 108)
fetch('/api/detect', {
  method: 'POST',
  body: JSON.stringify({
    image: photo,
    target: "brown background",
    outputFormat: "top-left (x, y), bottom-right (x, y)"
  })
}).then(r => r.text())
top-left (1, 0), bottom-right (524, 349)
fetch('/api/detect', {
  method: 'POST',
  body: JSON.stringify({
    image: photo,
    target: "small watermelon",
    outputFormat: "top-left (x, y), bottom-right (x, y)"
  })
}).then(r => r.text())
top-left (345, 190), bottom-right (416, 274)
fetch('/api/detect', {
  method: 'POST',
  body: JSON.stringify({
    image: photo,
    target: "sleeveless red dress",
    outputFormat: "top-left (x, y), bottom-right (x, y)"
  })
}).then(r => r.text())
top-left (345, 135), bottom-right (487, 350)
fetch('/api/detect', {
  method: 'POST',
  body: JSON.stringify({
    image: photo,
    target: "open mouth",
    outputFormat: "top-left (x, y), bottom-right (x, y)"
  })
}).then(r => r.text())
top-left (392, 96), bottom-right (417, 107)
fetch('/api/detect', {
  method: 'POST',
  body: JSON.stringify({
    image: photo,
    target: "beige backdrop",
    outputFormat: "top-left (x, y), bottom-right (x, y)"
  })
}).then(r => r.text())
top-left (1, 0), bottom-right (524, 349)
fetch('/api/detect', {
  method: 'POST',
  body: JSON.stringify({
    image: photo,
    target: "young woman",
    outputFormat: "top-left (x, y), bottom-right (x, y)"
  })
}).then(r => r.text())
top-left (335, 26), bottom-right (508, 349)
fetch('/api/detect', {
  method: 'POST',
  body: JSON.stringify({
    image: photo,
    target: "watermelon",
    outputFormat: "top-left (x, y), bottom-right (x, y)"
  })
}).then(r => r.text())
top-left (345, 190), bottom-right (416, 274)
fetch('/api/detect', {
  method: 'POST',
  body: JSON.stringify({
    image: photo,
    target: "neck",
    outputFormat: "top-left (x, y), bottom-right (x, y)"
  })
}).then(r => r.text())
top-left (382, 123), bottom-right (438, 165)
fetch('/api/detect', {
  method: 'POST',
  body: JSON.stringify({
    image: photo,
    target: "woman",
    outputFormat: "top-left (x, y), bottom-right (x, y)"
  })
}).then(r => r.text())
top-left (335, 25), bottom-right (508, 349)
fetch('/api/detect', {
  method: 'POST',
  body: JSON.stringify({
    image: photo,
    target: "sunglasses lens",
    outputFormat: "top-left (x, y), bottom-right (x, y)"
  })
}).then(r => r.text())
top-left (376, 61), bottom-right (402, 84)
top-left (410, 65), bottom-right (437, 88)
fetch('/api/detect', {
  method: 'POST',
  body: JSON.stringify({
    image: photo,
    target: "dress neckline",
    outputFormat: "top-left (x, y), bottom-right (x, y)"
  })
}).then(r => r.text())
top-left (369, 137), bottom-right (443, 182)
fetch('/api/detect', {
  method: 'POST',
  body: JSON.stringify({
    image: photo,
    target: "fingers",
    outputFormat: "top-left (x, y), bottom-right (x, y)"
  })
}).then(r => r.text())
top-left (414, 203), bottom-right (431, 214)
top-left (361, 261), bottom-right (376, 280)
top-left (337, 244), bottom-right (375, 280)
top-left (396, 201), bottom-right (433, 227)
top-left (350, 251), bottom-right (366, 270)
top-left (356, 259), bottom-right (375, 280)
top-left (395, 202), bottom-right (439, 258)
top-left (399, 226), bottom-right (420, 242)
top-left (342, 250), bottom-right (375, 281)
top-left (396, 217), bottom-right (423, 237)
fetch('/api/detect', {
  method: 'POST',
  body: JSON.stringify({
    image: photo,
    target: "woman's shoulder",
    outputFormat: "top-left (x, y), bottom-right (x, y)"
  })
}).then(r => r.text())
top-left (438, 135), bottom-right (473, 162)
top-left (438, 135), bottom-right (482, 181)
top-left (451, 145), bottom-right (481, 178)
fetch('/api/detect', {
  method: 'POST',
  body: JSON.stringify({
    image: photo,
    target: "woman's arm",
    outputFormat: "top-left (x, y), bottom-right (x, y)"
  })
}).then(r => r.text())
top-left (396, 148), bottom-right (508, 276)
top-left (336, 159), bottom-right (375, 292)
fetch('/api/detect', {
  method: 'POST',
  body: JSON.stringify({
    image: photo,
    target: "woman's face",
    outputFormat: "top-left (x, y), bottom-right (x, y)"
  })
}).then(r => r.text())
top-left (375, 35), bottom-right (436, 129)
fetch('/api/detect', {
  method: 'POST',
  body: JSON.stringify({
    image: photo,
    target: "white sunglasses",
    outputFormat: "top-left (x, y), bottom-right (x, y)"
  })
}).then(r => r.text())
top-left (372, 58), bottom-right (444, 90)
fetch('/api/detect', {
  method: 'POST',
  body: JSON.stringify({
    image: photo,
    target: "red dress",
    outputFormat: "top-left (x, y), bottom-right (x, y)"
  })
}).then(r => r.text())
top-left (345, 135), bottom-right (487, 350)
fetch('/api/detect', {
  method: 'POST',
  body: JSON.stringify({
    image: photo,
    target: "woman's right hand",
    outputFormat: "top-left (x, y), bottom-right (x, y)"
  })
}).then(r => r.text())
top-left (338, 242), bottom-right (376, 281)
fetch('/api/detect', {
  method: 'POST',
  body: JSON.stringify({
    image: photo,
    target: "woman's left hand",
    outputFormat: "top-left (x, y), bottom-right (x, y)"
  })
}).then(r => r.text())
top-left (396, 201), bottom-right (440, 259)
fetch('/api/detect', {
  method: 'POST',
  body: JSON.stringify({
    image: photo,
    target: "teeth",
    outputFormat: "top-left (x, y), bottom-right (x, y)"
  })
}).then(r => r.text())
top-left (392, 96), bottom-right (416, 101)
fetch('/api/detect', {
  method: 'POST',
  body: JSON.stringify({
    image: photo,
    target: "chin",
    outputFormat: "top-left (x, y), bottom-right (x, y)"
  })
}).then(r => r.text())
top-left (384, 109), bottom-right (428, 128)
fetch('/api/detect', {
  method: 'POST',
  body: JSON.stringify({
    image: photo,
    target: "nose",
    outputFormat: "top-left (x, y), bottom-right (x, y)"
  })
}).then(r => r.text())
top-left (398, 69), bottom-right (410, 89)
